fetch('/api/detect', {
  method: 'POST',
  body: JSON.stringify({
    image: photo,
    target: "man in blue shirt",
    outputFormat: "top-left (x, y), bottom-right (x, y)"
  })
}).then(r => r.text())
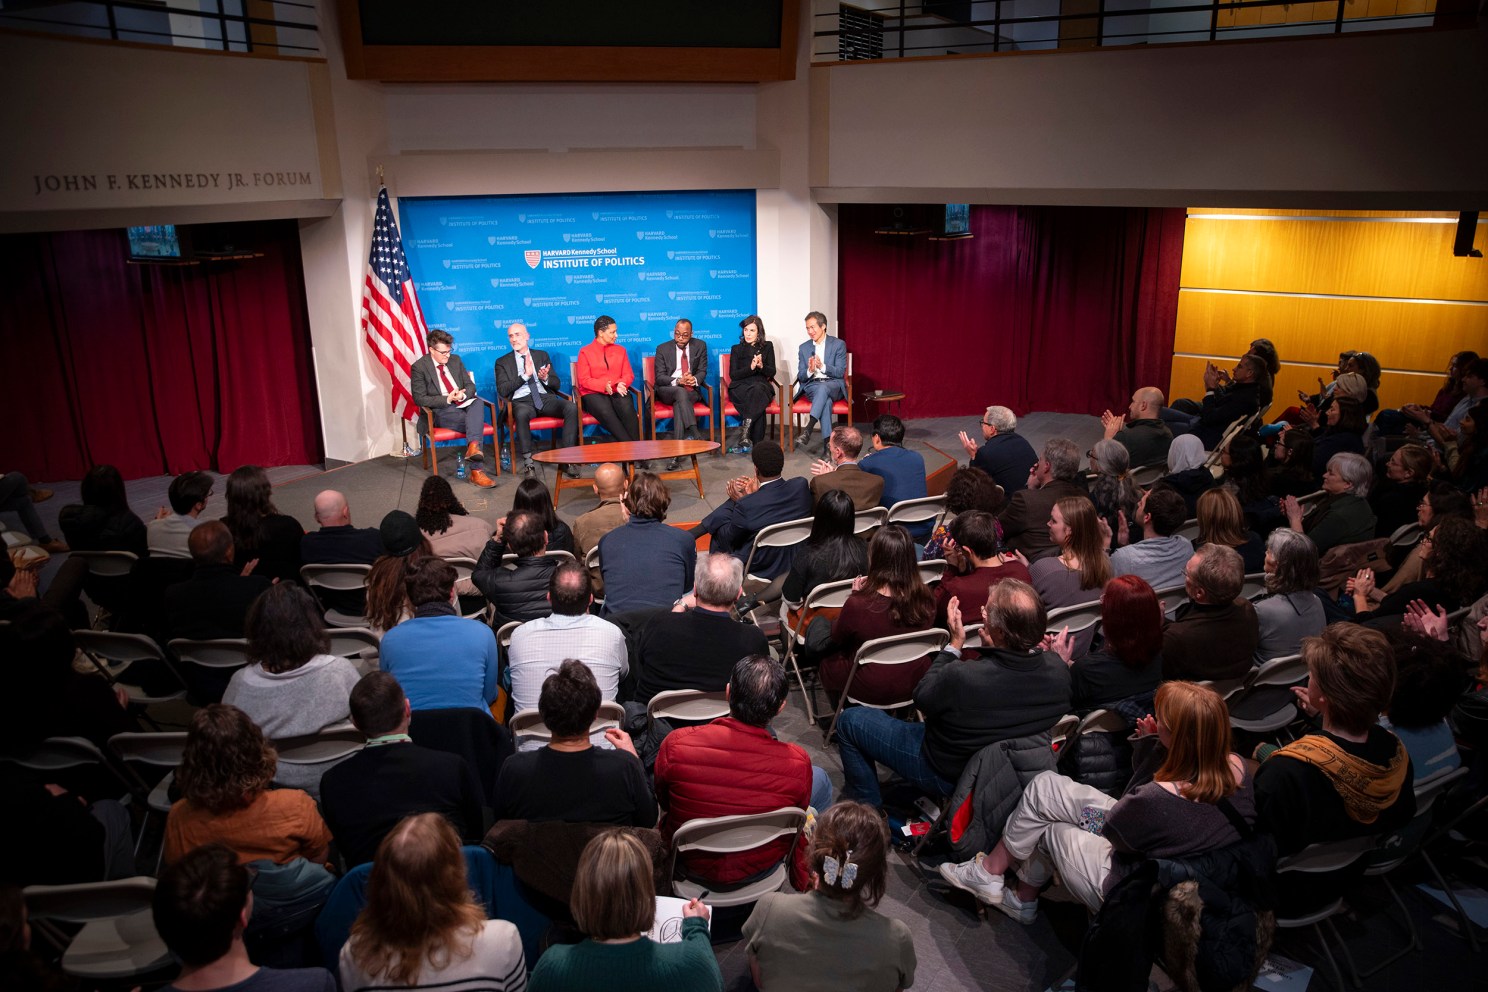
top-left (792, 310), bottom-right (847, 456)
top-left (860, 414), bottom-right (931, 541)
top-left (380, 557), bottom-right (499, 716)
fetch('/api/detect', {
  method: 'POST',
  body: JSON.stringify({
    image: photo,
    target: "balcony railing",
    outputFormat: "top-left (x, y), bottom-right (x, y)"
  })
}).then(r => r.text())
top-left (0, 0), bottom-right (321, 58)
top-left (815, 0), bottom-right (1443, 62)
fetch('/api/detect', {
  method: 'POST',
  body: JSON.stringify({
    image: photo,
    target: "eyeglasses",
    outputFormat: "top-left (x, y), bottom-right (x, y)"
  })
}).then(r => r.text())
top-left (431, 347), bottom-right (452, 357)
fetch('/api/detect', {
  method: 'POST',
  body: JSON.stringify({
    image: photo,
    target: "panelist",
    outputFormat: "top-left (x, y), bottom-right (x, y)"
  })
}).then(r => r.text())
top-left (793, 310), bottom-right (847, 456)
top-left (727, 314), bottom-right (777, 454)
top-left (495, 322), bottom-right (579, 479)
top-left (654, 318), bottom-right (709, 471)
top-left (577, 314), bottom-right (641, 443)
top-left (409, 328), bottom-right (495, 487)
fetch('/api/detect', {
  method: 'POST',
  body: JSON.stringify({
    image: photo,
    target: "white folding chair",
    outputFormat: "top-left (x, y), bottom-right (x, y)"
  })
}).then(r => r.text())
top-left (1225, 653), bottom-right (1307, 735)
top-left (585, 545), bottom-right (604, 609)
top-left (168, 637), bottom-right (251, 697)
top-left (72, 630), bottom-right (188, 715)
top-left (107, 731), bottom-right (188, 869)
top-left (1130, 462), bottom-right (1167, 488)
top-left (445, 556), bottom-right (492, 620)
top-left (23, 877), bottom-right (172, 981)
top-left (853, 506), bottom-right (888, 536)
top-left (1274, 835), bottom-right (1380, 991)
top-left (324, 627), bottom-right (382, 666)
top-left (741, 515), bottom-right (814, 584)
top-left (779, 577), bottom-right (856, 724)
top-left (670, 807), bottom-right (808, 907)
top-left (270, 724), bottom-right (365, 767)
top-left (1239, 571), bottom-right (1268, 602)
top-left (1172, 518), bottom-right (1202, 544)
top-left (916, 558), bottom-right (948, 587)
top-left (0, 735), bottom-right (135, 802)
top-left (300, 563), bottom-right (373, 627)
top-left (1151, 582), bottom-right (1190, 620)
top-left (509, 700), bottom-right (625, 744)
top-left (647, 689), bottom-right (731, 726)
top-left (1044, 600), bottom-right (1105, 641)
top-left (888, 494), bottom-right (947, 531)
top-left (824, 628), bottom-right (950, 744)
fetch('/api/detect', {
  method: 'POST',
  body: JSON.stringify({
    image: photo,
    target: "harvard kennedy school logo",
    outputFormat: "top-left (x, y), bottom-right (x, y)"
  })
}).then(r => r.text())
top-left (524, 250), bottom-right (542, 269)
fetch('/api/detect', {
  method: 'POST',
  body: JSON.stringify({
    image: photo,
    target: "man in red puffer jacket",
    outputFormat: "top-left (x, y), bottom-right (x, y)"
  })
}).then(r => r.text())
top-left (655, 654), bottom-right (832, 889)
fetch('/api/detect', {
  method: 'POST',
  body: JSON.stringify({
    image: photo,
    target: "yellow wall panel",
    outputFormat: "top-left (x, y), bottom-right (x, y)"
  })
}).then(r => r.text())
top-left (1181, 217), bottom-right (1488, 301)
top-left (1188, 209), bottom-right (1457, 220)
top-left (1173, 290), bottom-right (1488, 372)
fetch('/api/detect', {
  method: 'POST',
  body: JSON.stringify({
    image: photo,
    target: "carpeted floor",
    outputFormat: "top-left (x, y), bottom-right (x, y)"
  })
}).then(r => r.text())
top-left (12, 411), bottom-right (1486, 992)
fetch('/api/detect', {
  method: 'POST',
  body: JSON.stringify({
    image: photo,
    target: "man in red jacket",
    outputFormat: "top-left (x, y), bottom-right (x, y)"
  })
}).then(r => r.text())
top-left (654, 654), bottom-right (832, 887)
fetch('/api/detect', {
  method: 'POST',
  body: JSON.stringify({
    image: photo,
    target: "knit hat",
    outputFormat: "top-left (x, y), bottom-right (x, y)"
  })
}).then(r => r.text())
top-left (379, 510), bottom-right (420, 558)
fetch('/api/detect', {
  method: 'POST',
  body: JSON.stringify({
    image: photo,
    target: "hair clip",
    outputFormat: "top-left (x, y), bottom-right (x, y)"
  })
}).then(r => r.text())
top-left (822, 850), bottom-right (858, 889)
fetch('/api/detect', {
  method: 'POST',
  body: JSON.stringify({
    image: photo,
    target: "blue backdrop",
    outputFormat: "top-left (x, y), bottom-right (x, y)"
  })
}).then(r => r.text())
top-left (399, 190), bottom-right (758, 414)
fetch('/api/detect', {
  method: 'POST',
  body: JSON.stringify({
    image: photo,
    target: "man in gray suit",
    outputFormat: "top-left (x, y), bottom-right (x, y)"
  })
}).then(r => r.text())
top-left (654, 318), bottom-right (710, 470)
top-left (409, 328), bottom-right (494, 486)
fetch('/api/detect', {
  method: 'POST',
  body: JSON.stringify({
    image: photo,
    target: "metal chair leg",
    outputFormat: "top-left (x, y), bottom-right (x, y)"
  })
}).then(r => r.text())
top-left (1422, 849), bottom-right (1483, 952)
top-left (1321, 915), bottom-right (1361, 988)
top-left (1355, 875), bottom-right (1422, 979)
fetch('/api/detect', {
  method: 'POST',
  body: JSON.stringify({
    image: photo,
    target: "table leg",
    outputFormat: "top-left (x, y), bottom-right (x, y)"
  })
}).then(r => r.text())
top-left (689, 455), bottom-right (704, 498)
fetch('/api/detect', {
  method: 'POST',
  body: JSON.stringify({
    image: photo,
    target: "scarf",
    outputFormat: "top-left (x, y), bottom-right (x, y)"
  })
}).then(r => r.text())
top-left (414, 601), bottom-right (458, 619)
top-left (1275, 733), bottom-right (1408, 825)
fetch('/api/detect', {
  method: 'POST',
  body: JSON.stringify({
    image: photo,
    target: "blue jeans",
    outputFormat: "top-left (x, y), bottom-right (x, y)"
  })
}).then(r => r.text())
top-left (810, 765), bottom-right (833, 812)
top-left (798, 378), bottom-right (846, 425)
top-left (834, 708), bottom-right (954, 808)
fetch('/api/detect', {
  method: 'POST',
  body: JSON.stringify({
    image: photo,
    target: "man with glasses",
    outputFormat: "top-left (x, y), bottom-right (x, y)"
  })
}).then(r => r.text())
top-left (653, 318), bottom-right (710, 469)
top-left (495, 321), bottom-right (580, 478)
top-left (148, 470), bottom-right (214, 558)
top-left (958, 405), bottom-right (1037, 495)
top-left (410, 328), bottom-right (495, 487)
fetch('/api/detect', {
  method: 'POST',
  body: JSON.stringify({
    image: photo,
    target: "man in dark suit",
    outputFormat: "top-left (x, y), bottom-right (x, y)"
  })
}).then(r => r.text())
top-left (958, 405), bottom-right (1039, 495)
top-left (809, 425), bottom-right (883, 510)
top-left (793, 310), bottom-right (847, 455)
top-left (860, 414), bottom-right (931, 540)
top-left (653, 319), bottom-right (710, 466)
top-left (163, 520), bottom-right (271, 642)
top-left (997, 438), bottom-right (1089, 560)
top-left (409, 328), bottom-right (495, 487)
top-left (695, 440), bottom-right (812, 580)
top-left (494, 321), bottom-right (580, 479)
top-left (320, 672), bottom-right (484, 867)
top-left (300, 490), bottom-right (382, 565)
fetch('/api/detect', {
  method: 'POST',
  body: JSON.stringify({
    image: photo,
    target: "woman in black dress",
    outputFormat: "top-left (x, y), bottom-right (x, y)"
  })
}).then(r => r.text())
top-left (727, 314), bottom-right (777, 453)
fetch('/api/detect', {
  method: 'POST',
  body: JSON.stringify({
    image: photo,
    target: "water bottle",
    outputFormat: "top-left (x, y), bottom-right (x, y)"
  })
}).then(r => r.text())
top-left (456, 454), bottom-right (466, 480)
top-left (500, 447), bottom-right (512, 471)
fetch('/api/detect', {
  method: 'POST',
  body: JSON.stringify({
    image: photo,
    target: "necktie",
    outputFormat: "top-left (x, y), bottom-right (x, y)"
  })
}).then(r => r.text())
top-left (523, 354), bottom-right (544, 411)
top-left (437, 362), bottom-right (456, 393)
top-left (679, 346), bottom-right (689, 377)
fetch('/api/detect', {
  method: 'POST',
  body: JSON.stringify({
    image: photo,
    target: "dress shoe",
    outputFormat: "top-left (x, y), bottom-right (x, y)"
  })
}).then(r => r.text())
top-left (520, 459), bottom-right (536, 479)
top-left (665, 457), bottom-right (683, 472)
top-left (468, 468), bottom-right (496, 488)
top-left (29, 487), bottom-right (54, 503)
top-left (563, 464), bottom-right (581, 479)
top-left (683, 429), bottom-right (700, 442)
top-left (40, 539), bottom-right (70, 554)
top-left (794, 425), bottom-right (815, 448)
top-left (465, 441), bottom-right (484, 462)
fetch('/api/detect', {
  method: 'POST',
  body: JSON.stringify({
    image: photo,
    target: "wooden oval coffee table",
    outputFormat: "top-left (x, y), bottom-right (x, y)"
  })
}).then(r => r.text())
top-left (534, 439), bottom-right (720, 501)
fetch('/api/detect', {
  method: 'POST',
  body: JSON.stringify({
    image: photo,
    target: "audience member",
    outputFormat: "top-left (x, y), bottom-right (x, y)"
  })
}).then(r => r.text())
top-left (1216, 433), bottom-right (1273, 529)
top-left (938, 682), bottom-right (1256, 922)
top-left (1265, 429), bottom-right (1317, 500)
top-left (695, 440), bottom-right (812, 580)
top-left (509, 477), bottom-right (574, 555)
top-left (1380, 629), bottom-right (1464, 782)
top-left (1029, 497), bottom-right (1110, 640)
top-left (320, 673), bottom-right (483, 867)
top-left (1308, 396), bottom-right (1368, 476)
top-left (1397, 350), bottom-right (1481, 433)
top-left (527, 830), bottom-right (719, 992)
top-left (415, 475), bottom-right (492, 560)
top-left (0, 760), bottom-right (136, 887)
top-left (860, 415), bottom-right (931, 539)
top-left (340, 814), bottom-right (526, 992)
top-left (1162, 544), bottom-right (1258, 683)
top-left (300, 490), bottom-right (382, 565)
top-left (922, 466), bottom-right (1005, 561)
top-left (1370, 444), bottom-right (1433, 538)
top-left (1445, 400), bottom-right (1488, 492)
top-left (58, 463), bottom-right (147, 557)
top-left (599, 471), bottom-right (697, 615)
top-left (163, 704), bottom-right (332, 867)
top-left (1156, 435), bottom-right (1215, 517)
top-left (782, 488), bottom-right (869, 610)
top-left (726, 314), bottom-right (777, 453)
top-left (380, 557), bottom-right (499, 715)
top-left (655, 655), bottom-right (831, 887)
top-left (999, 438), bottom-right (1088, 560)
top-left (576, 315), bottom-right (641, 443)
top-left (820, 524), bottom-right (939, 707)
top-left (473, 509), bottom-right (558, 628)
top-left (153, 844), bottom-right (335, 992)
top-left (1351, 515), bottom-right (1485, 623)
top-left (1101, 387), bottom-right (1173, 468)
top-left (1059, 575), bottom-right (1164, 711)
top-left (1280, 452), bottom-right (1376, 555)
top-left (508, 562), bottom-right (628, 716)
top-left (223, 583), bottom-right (360, 796)
top-left (0, 880), bottom-right (68, 990)
top-left (573, 463), bottom-right (627, 569)
top-left (1087, 439), bottom-right (1141, 551)
top-left (959, 405), bottom-right (1038, 496)
top-left (1166, 353), bottom-right (1266, 449)
top-left (1253, 528), bottom-right (1324, 664)
top-left (743, 801), bottom-right (916, 992)
top-left (809, 425), bottom-right (884, 510)
top-left (934, 510), bottom-right (1032, 627)
top-left (164, 520), bottom-right (273, 643)
top-left (148, 470), bottom-right (213, 558)
top-left (630, 553), bottom-right (769, 705)
top-left (1195, 486), bottom-right (1264, 574)
top-left (495, 661), bottom-right (656, 826)
top-left (223, 465), bottom-right (304, 584)
top-left (1381, 483), bottom-right (1472, 593)
top-left (834, 580), bottom-right (1070, 810)
top-left (364, 510), bottom-right (428, 635)
top-left (1113, 487), bottom-right (1190, 594)
top-left (791, 311), bottom-right (848, 456)
top-left (0, 469), bottom-right (67, 552)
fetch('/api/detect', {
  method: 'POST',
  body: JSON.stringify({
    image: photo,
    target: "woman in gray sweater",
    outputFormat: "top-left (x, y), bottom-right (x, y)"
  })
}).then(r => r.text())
top-left (1253, 528), bottom-right (1325, 664)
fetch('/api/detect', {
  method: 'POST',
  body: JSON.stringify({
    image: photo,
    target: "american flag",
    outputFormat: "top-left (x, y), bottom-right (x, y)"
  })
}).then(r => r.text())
top-left (361, 186), bottom-right (426, 421)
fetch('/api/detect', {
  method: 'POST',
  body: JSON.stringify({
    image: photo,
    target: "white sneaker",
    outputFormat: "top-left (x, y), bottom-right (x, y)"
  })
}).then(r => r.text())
top-left (993, 886), bottom-right (1038, 925)
top-left (938, 854), bottom-right (1004, 905)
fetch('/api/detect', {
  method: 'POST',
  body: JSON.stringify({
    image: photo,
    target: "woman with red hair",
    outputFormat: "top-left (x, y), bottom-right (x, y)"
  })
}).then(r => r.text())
top-left (1047, 575), bottom-right (1164, 711)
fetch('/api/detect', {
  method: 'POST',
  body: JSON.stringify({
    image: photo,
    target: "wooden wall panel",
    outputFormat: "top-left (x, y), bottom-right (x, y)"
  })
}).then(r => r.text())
top-left (1169, 355), bottom-right (1443, 420)
top-left (1174, 290), bottom-right (1488, 371)
top-left (1180, 217), bottom-right (1488, 301)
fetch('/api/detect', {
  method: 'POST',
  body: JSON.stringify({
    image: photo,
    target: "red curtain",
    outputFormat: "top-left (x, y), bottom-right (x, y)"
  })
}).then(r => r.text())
top-left (1, 221), bottom-right (324, 481)
top-left (838, 204), bottom-right (1185, 420)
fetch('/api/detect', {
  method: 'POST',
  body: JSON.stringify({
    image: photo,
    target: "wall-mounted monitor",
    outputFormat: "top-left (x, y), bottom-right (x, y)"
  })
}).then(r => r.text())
top-left (127, 225), bottom-right (183, 259)
top-left (942, 204), bottom-right (970, 236)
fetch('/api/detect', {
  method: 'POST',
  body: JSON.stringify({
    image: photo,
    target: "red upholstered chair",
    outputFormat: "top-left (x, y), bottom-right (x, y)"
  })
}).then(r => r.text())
top-left (504, 384), bottom-right (582, 468)
top-left (787, 352), bottom-right (853, 451)
top-left (419, 399), bottom-right (499, 476)
top-left (643, 355), bottom-right (716, 445)
top-left (718, 353), bottom-right (787, 450)
top-left (570, 361), bottom-right (641, 443)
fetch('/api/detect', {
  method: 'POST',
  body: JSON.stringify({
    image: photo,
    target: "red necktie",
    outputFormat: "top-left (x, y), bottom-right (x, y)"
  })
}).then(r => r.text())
top-left (437, 362), bottom-right (455, 393)
top-left (679, 346), bottom-right (689, 376)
